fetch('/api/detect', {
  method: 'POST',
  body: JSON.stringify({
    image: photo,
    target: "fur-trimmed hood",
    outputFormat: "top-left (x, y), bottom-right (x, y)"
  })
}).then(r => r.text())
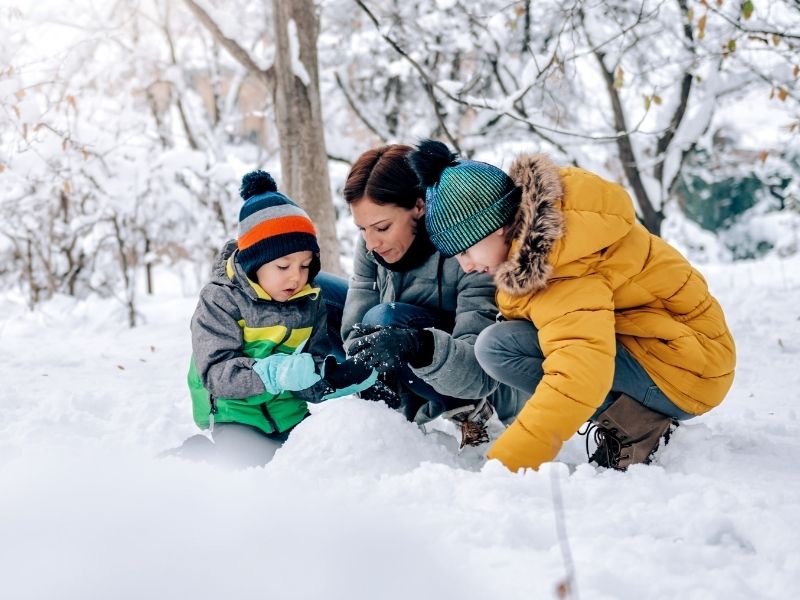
top-left (494, 153), bottom-right (566, 296)
top-left (494, 153), bottom-right (638, 296)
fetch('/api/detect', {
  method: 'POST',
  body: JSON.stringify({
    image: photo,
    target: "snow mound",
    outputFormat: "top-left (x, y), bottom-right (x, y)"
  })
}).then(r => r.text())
top-left (2, 255), bottom-right (800, 599)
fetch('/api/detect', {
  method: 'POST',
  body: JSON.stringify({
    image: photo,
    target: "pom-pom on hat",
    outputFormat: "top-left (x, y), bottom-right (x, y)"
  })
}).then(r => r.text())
top-left (409, 140), bottom-right (520, 257)
top-left (237, 170), bottom-right (320, 279)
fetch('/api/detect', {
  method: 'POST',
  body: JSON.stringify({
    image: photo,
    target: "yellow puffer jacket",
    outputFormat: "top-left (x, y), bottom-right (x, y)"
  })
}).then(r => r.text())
top-left (487, 154), bottom-right (736, 472)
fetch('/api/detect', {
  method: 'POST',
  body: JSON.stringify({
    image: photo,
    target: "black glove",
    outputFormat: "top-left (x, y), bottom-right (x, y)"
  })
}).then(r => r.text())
top-left (321, 355), bottom-right (374, 389)
top-left (358, 379), bottom-right (401, 409)
top-left (350, 323), bottom-right (384, 338)
top-left (348, 326), bottom-right (434, 372)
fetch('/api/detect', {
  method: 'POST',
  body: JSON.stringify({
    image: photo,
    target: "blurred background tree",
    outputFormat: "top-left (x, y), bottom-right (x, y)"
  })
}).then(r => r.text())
top-left (1, 0), bottom-right (797, 323)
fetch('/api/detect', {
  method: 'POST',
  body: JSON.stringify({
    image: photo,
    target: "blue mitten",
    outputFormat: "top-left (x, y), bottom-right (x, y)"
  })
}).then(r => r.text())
top-left (253, 353), bottom-right (321, 395)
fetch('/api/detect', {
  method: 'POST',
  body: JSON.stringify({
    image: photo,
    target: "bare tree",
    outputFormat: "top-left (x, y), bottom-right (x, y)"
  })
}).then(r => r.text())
top-left (183, 0), bottom-right (342, 274)
top-left (271, 0), bottom-right (341, 274)
top-left (342, 0), bottom-right (799, 236)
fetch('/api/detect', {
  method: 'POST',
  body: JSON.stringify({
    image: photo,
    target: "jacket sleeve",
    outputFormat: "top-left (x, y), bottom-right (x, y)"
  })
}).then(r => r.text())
top-left (340, 236), bottom-right (379, 349)
top-left (190, 284), bottom-right (266, 399)
top-left (487, 272), bottom-right (616, 472)
top-left (410, 269), bottom-right (501, 399)
top-left (296, 293), bottom-right (333, 404)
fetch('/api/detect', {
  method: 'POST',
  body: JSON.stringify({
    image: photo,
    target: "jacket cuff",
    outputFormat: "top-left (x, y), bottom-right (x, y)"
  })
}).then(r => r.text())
top-left (408, 329), bottom-right (435, 368)
top-left (409, 328), bottom-right (448, 376)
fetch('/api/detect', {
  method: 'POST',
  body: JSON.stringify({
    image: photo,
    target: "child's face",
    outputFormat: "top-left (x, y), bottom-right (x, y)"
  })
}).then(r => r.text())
top-left (455, 228), bottom-right (510, 275)
top-left (350, 196), bottom-right (425, 264)
top-left (255, 250), bottom-right (314, 302)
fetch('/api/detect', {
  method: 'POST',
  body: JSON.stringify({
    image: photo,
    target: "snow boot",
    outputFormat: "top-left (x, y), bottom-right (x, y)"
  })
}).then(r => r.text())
top-left (443, 398), bottom-right (499, 448)
top-left (587, 393), bottom-right (677, 470)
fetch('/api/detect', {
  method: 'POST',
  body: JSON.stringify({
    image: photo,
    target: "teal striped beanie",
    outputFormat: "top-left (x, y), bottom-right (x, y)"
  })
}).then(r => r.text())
top-left (409, 140), bottom-right (520, 257)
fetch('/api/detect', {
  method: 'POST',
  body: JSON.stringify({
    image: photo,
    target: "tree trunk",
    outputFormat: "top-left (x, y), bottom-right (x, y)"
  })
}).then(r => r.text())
top-left (144, 236), bottom-right (154, 295)
top-left (185, 0), bottom-right (341, 272)
top-left (271, 0), bottom-right (342, 274)
top-left (594, 49), bottom-right (664, 235)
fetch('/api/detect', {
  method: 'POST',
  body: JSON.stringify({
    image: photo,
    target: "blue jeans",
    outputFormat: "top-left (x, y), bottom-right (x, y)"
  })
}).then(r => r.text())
top-left (314, 272), bottom-right (349, 361)
top-left (315, 271), bottom-right (467, 418)
top-left (474, 320), bottom-right (695, 421)
top-left (359, 302), bottom-right (468, 418)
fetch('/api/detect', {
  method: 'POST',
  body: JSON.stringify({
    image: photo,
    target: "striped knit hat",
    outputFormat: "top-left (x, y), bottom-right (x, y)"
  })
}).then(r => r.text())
top-left (236, 170), bottom-right (320, 279)
top-left (409, 140), bottom-right (520, 257)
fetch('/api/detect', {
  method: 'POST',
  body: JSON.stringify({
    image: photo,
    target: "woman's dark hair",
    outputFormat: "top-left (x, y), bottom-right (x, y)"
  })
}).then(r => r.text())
top-left (344, 144), bottom-right (422, 209)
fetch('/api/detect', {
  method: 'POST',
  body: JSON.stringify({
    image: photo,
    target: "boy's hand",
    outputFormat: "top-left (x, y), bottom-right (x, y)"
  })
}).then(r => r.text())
top-left (322, 355), bottom-right (374, 389)
top-left (319, 355), bottom-right (378, 400)
top-left (253, 353), bottom-right (321, 395)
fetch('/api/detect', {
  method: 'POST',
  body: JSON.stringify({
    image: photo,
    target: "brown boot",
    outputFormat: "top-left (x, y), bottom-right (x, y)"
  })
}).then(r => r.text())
top-left (443, 398), bottom-right (496, 448)
top-left (587, 394), bottom-right (676, 470)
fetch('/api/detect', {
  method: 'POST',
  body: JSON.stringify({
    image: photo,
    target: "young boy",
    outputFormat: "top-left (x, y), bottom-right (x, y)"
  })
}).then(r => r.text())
top-left (186, 170), bottom-right (376, 467)
top-left (409, 140), bottom-right (736, 472)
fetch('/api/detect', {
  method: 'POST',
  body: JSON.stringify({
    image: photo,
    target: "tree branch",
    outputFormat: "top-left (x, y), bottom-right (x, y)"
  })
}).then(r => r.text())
top-left (162, 4), bottom-right (201, 150)
top-left (654, 0), bottom-right (695, 187)
top-left (353, 0), bottom-right (640, 143)
top-left (706, 2), bottom-right (800, 42)
top-left (353, 0), bottom-right (460, 152)
top-left (182, 0), bottom-right (274, 90)
top-left (334, 71), bottom-right (388, 142)
top-left (593, 43), bottom-right (661, 232)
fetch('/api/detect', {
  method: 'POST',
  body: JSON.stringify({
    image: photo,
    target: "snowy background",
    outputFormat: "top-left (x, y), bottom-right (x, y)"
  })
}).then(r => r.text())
top-left (2, 255), bottom-right (799, 600)
top-left (2, 1), bottom-right (800, 598)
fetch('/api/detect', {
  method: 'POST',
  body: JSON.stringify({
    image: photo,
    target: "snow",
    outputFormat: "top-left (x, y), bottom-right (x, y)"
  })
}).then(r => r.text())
top-left (157, 149), bottom-right (209, 176)
top-left (288, 19), bottom-right (311, 87)
top-left (16, 97), bottom-right (43, 125)
top-left (2, 256), bottom-right (800, 599)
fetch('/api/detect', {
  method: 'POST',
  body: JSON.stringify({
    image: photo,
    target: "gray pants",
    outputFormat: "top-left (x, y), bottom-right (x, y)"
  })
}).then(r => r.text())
top-left (164, 423), bottom-right (287, 469)
top-left (474, 320), bottom-right (695, 421)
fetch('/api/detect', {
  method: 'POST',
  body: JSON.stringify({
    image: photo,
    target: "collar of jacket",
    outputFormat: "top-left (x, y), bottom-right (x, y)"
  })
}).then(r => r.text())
top-left (371, 216), bottom-right (437, 273)
top-left (494, 153), bottom-right (566, 297)
top-left (225, 255), bottom-right (320, 302)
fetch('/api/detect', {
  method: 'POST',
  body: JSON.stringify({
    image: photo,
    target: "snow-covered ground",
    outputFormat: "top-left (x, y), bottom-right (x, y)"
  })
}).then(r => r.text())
top-left (1, 256), bottom-right (799, 600)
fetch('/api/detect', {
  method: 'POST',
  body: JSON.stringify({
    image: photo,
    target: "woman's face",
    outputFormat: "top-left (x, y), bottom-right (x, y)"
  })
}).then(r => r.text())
top-left (455, 228), bottom-right (510, 275)
top-left (350, 196), bottom-right (424, 264)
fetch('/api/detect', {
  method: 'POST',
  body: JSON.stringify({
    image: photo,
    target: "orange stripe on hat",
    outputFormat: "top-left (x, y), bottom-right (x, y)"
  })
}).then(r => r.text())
top-left (238, 215), bottom-right (317, 251)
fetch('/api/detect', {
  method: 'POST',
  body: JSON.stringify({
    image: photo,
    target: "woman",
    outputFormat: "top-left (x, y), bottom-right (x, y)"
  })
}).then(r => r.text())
top-left (318, 144), bottom-right (526, 436)
top-left (409, 140), bottom-right (736, 471)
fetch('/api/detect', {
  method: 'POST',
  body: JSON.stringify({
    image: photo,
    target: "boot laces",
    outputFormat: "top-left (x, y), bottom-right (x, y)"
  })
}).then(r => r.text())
top-left (579, 418), bottom-right (679, 470)
top-left (579, 422), bottom-right (623, 469)
top-left (443, 400), bottom-right (493, 449)
top-left (460, 420), bottom-right (490, 448)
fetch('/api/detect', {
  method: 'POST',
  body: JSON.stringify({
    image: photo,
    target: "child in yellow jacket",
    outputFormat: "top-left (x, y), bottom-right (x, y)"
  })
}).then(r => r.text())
top-left (409, 140), bottom-right (736, 472)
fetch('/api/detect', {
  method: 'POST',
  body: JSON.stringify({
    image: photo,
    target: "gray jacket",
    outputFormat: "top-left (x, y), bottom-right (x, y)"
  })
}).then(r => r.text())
top-left (191, 240), bottom-right (328, 405)
top-left (342, 237), bottom-right (525, 419)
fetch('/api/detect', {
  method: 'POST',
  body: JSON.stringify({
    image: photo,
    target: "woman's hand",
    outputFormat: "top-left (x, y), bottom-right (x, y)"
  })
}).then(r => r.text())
top-left (349, 322), bottom-right (383, 339)
top-left (348, 326), bottom-right (427, 372)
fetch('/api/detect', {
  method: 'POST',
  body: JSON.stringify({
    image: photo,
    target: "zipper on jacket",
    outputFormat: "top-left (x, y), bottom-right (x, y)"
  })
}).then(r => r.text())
top-left (256, 330), bottom-right (295, 436)
top-left (209, 395), bottom-right (218, 432)
top-left (259, 403), bottom-right (280, 434)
